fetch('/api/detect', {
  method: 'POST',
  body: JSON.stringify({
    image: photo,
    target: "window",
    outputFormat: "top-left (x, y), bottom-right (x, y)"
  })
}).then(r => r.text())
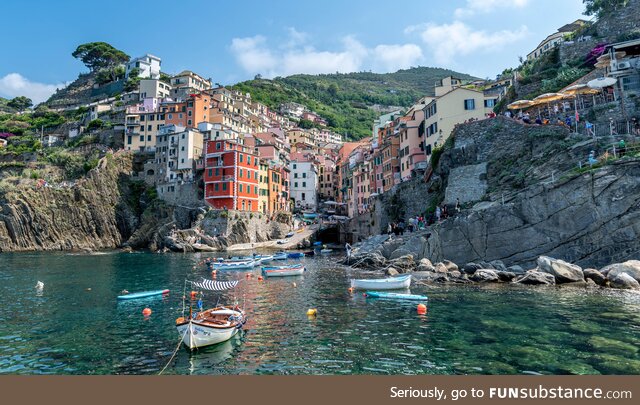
top-left (214, 183), bottom-right (219, 191)
top-left (254, 186), bottom-right (258, 194)
top-left (247, 156), bottom-right (251, 165)
top-left (187, 120), bottom-right (192, 126)
top-left (188, 111), bottom-right (192, 117)
top-left (216, 142), bottom-right (221, 150)
top-left (293, 163), bottom-right (297, 169)
top-left (140, 126), bottom-right (144, 132)
top-left (215, 168), bottom-right (219, 176)
top-left (302, 192), bottom-right (306, 201)
top-left (149, 115), bottom-right (155, 121)
top-left (239, 154), bottom-right (243, 163)
top-left (239, 169), bottom-right (243, 178)
top-left (181, 146), bottom-right (185, 151)
top-left (239, 184), bottom-right (243, 192)
top-left (464, 99), bottom-right (476, 110)
top-left (222, 183), bottom-right (227, 191)
top-left (181, 133), bottom-right (185, 139)
top-left (139, 135), bottom-right (144, 142)
top-left (140, 115), bottom-right (145, 122)
top-left (484, 99), bottom-right (496, 108)
top-left (302, 182), bottom-right (306, 187)
top-left (147, 135), bottom-right (152, 141)
top-left (208, 169), bottom-right (212, 177)
top-left (295, 182), bottom-right (298, 187)
top-left (302, 172), bottom-right (306, 178)
top-left (127, 136), bottom-right (132, 144)
top-left (181, 159), bottom-right (184, 163)
top-left (168, 114), bottom-right (172, 119)
top-left (294, 173), bottom-right (298, 178)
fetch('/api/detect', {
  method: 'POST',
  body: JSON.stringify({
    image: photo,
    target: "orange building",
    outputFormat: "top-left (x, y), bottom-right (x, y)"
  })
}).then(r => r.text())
top-left (161, 93), bottom-right (210, 129)
top-left (204, 139), bottom-right (259, 211)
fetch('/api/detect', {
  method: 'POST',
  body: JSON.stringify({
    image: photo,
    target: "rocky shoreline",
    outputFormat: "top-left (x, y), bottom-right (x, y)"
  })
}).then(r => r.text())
top-left (344, 233), bottom-right (640, 290)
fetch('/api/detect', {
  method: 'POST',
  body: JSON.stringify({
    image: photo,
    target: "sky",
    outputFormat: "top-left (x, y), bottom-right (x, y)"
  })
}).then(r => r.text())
top-left (0, 0), bottom-right (587, 103)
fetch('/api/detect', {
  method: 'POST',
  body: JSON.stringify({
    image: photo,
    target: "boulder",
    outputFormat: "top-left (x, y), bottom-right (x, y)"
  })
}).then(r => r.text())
top-left (381, 239), bottom-right (403, 259)
top-left (416, 258), bottom-right (436, 272)
top-left (388, 255), bottom-right (416, 272)
top-left (478, 261), bottom-right (494, 269)
top-left (350, 252), bottom-right (386, 269)
top-left (386, 267), bottom-right (400, 276)
top-left (496, 271), bottom-right (516, 282)
top-left (411, 272), bottom-right (448, 283)
top-left (604, 260), bottom-right (640, 283)
top-left (515, 270), bottom-right (556, 285)
top-left (462, 262), bottom-right (482, 274)
top-left (443, 260), bottom-right (459, 272)
top-left (434, 262), bottom-right (449, 273)
top-left (608, 273), bottom-right (640, 290)
top-left (389, 248), bottom-right (413, 260)
top-left (507, 265), bottom-right (525, 275)
top-left (401, 235), bottom-right (428, 260)
top-left (471, 269), bottom-right (500, 282)
top-left (583, 268), bottom-right (606, 286)
top-left (489, 260), bottom-right (507, 272)
top-left (536, 256), bottom-right (584, 283)
top-left (586, 278), bottom-right (598, 288)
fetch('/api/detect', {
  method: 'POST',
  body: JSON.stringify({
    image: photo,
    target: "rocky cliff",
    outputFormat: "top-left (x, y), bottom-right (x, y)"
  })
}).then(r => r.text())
top-left (0, 152), bottom-right (139, 251)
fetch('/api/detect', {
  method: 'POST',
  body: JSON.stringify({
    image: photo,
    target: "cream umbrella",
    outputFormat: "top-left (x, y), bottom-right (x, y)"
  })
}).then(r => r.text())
top-left (507, 100), bottom-right (534, 110)
top-left (534, 93), bottom-right (565, 118)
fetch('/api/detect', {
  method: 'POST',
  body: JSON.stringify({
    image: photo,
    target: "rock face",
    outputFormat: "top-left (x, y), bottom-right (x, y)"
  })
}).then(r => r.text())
top-left (536, 256), bottom-right (584, 284)
top-left (426, 160), bottom-right (640, 269)
top-left (0, 153), bottom-right (139, 251)
top-left (516, 271), bottom-right (556, 285)
top-left (583, 269), bottom-right (606, 286)
top-left (608, 273), bottom-right (640, 290)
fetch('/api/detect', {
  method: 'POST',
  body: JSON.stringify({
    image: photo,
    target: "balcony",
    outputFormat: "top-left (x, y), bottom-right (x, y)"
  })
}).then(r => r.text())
top-left (410, 147), bottom-right (425, 157)
top-left (414, 161), bottom-right (428, 171)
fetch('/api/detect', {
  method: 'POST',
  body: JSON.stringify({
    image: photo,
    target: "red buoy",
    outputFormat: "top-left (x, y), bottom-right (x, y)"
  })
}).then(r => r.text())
top-left (142, 308), bottom-right (152, 316)
top-left (417, 304), bottom-right (427, 314)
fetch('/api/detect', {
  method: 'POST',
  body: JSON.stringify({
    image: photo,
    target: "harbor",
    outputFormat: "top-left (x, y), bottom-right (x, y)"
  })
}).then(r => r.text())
top-left (1, 251), bottom-right (640, 375)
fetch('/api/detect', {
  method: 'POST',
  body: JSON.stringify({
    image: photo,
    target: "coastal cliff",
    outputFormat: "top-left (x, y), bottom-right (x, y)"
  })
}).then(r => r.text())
top-left (0, 152), bottom-right (139, 251)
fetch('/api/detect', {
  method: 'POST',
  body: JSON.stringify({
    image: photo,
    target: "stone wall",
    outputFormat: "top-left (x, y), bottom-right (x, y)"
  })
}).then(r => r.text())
top-left (200, 210), bottom-right (291, 245)
top-left (157, 182), bottom-right (203, 207)
top-left (444, 163), bottom-right (487, 204)
top-left (559, 38), bottom-right (599, 66)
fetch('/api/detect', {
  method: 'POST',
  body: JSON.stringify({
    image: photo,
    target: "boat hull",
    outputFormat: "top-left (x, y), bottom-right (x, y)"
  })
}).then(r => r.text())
top-left (350, 275), bottom-right (412, 290)
top-left (364, 291), bottom-right (427, 300)
top-left (211, 260), bottom-right (257, 270)
top-left (262, 266), bottom-right (305, 277)
top-left (117, 289), bottom-right (169, 300)
top-left (287, 252), bottom-right (305, 259)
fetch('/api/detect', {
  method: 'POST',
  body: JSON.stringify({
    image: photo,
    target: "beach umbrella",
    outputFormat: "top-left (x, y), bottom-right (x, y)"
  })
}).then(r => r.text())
top-left (534, 93), bottom-right (565, 117)
top-left (587, 77), bottom-right (617, 89)
top-left (507, 100), bottom-right (534, 110)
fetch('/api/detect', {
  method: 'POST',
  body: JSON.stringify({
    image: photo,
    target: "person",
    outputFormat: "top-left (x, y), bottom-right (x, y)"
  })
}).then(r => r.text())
top-left (535, 116), bottom-right (542, 125)
top-left (588, 150), bottom-right (598, 166)
top-left (523, 112), bottom-right (531, 124)
top-left (619, 139), bottom-right (626, 157)
top-left (586, 121), bottom-right (595, 137)
top-left (556, 117), bottom-right (565, 126)
top-left (565, 115), bottom-right (572, 127)
top-left (632, 118), bottom-right (640, 136)
top-left (442, 205), bottom-right (448, 219)
top-left (345, 243), bottom-right (352, 259)
top-left (387, 223), bottom-right (393, 235)
top-left (553, 104), bottom-right (559, 114)
top-left (455, 198), bottom-right (461, 214)
top-left (435, 206), bottom-right (441, 222)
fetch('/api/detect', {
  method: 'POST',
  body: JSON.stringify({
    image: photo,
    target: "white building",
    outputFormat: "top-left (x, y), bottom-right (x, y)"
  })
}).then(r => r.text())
top-left (289, 154), bottom-right (318, 211)
top-left (139, 79), bottom-right (171, 100)
top-left (126, 54), bottom-right (162, 79)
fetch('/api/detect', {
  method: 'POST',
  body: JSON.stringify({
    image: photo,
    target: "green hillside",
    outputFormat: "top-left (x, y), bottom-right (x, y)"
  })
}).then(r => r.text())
top-left (232, 67), bottom-right (478, 139)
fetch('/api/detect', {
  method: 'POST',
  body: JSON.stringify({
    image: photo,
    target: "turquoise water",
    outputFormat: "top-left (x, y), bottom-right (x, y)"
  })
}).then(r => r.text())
top-left (1, 251), bottom-right (639, 375)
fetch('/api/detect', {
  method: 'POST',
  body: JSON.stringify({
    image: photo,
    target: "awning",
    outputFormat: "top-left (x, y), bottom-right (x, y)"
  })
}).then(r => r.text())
top-left (190, 279), bottom-right (239, 291)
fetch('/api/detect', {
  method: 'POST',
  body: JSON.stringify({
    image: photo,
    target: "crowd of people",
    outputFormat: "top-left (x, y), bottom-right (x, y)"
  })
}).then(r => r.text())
top-left (386, 199), bottom-right (463, 237)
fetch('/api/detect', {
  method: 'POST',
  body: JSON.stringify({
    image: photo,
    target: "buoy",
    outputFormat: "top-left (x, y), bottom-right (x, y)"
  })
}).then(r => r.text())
top-left (258, 275), bottom-right (264, 281)
top-left (86, 288), bottom-right (92, 291)
top-left (417, 304), bottom-right (427, 314)
top-left (293, 282), bottom-right (297, 287)
top-left (306, 308), bottom-right (317, 316)
top-left (348, 287), bottom-right (354, 293)
top-left (362, 293), bottom-right (367, 297)
top-left (190, 291), bottom-right (197, 299)
top-left (142, 308), bottom-right (152, 316)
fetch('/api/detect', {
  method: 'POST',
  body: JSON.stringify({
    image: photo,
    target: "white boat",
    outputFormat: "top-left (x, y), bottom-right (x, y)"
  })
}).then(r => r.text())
top-left (210, 260), bottom-right (257, 270)
top-left (262, 264), bottom-right (305, 277)
top-left (320, 249), bottom-right (333, 254)
top-left (176, 307), bottom-right (246, 349)
top-left (350, 274), bottom-right (412, 290)
top-left (254, 255), bottom-right (274, 264)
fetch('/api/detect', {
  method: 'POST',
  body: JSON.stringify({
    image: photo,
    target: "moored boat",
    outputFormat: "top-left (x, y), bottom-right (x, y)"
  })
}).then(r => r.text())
top-left (287, 252), bottom-right (305, 259)
top-left (254, 254), bottom-right (274, 264)
top-left (210, 260), bottom-right (257, 270)
top-left (364, 291), bottom-right (427, 301)
top-left (262, 263), bottom-right (305, 277)
top-left (272, 252), bottom-right (288, 260)
top-left (350, 274), bottom-right (412, 290)
top-left (303, 250), bottom-right (315, 256)
top-left (117, 289), bottom-right (170, 300)
top-left (320, 249), bottom-right (332, 254)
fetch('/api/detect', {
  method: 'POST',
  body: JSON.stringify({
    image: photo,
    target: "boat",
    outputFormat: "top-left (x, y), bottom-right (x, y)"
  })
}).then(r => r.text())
top-left (253, 254), bottom-right (274, 263)
top-left (302, 212), bottom-right (317, 219)
top-left (320, 249), bottom-right (332, 254)
top-left (364, 291), bottom-right (427, 301)
top-left (285, 231), bottom-right (295, 238)
top-left (176, 279), bottom-right (246, 350)
top-left (262, 263), bottom-right (306, 277)
top-left (303, 250), bottom-right (315, 257)
top-left (117, 289), bottom-right (170, 300)
top-left (272, 252), bottom-right (288, 260)
top-left (287, 252), bottom-right (305, 259)
top-left (350, 274), bottom-right (412, 290)
top-left (210, 260), bottom-right (257, 270)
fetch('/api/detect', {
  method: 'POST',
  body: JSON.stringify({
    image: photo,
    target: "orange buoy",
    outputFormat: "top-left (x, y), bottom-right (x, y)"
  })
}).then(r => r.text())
top-left (142, 308), bottom-right (152, 316)
top-left (257, 275), bottom-right (264, 281)
top-left (417, 304), bottom-right (427, 314)
top-left (348, 287), bottom-right (354, 293)
top-left (190, 291), bottom-right (197, 299)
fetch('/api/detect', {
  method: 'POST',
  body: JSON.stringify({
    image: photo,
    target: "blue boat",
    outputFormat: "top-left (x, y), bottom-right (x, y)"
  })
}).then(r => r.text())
top-left (117, 289), bottom-right (170, 300)
top-left (364, 291), bottom-right (427, 301)
top-left (287, 252), bottom-right (305, 259)
top-left (272, 252), bottom-right (288, 260)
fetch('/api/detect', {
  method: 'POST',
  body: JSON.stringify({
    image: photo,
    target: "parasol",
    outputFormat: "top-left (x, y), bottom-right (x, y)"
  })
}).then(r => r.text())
top-left (507, 100), bottom-right (534, 110)
top-left (587, 77), bottom-right (617, 89)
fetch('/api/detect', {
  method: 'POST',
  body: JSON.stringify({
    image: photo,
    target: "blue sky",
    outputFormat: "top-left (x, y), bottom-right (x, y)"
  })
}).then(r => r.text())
top-left (0, 0), bottom-right (587, 103)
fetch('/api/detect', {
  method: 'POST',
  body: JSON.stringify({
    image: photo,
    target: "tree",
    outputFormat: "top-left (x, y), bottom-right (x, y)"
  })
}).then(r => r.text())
top-left (7, 96), bottom-right (33, 111)
top-left (124, 67), bottom-right (142, 91)
top-left (583, 0), bottom-right (629, 17)
top-left (72, 42), bottom-right (129, 72)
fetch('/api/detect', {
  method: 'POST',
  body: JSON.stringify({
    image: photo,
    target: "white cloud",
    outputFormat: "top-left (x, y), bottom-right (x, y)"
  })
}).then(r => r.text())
top-left (230, 29), bottom-right (422, 77)
top-left (373, 44), bottom-right (423, 72)
top-left (454, 0), bottom-right (531, 18)
top-left (0, 73), bottom-right (67, 104)
top-left (416, 21), bottom-right (529, 65)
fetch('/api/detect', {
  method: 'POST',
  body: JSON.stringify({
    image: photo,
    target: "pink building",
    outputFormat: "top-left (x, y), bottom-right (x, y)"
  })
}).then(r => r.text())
top-left (398, 105), bottom-right (427, 181)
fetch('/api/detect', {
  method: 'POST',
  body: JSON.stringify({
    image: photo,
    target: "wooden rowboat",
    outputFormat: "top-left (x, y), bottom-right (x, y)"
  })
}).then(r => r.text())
top-left (176, 306), bottom-right (246, 349)
top-left (350, 274), bottom-right (412, 290)
top-left (211, 260), bottom-right (257, 270)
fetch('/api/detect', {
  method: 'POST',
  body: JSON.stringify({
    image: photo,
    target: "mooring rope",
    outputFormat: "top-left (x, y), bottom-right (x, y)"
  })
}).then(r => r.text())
top-left (158, 323), bottom-right (190, 375)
